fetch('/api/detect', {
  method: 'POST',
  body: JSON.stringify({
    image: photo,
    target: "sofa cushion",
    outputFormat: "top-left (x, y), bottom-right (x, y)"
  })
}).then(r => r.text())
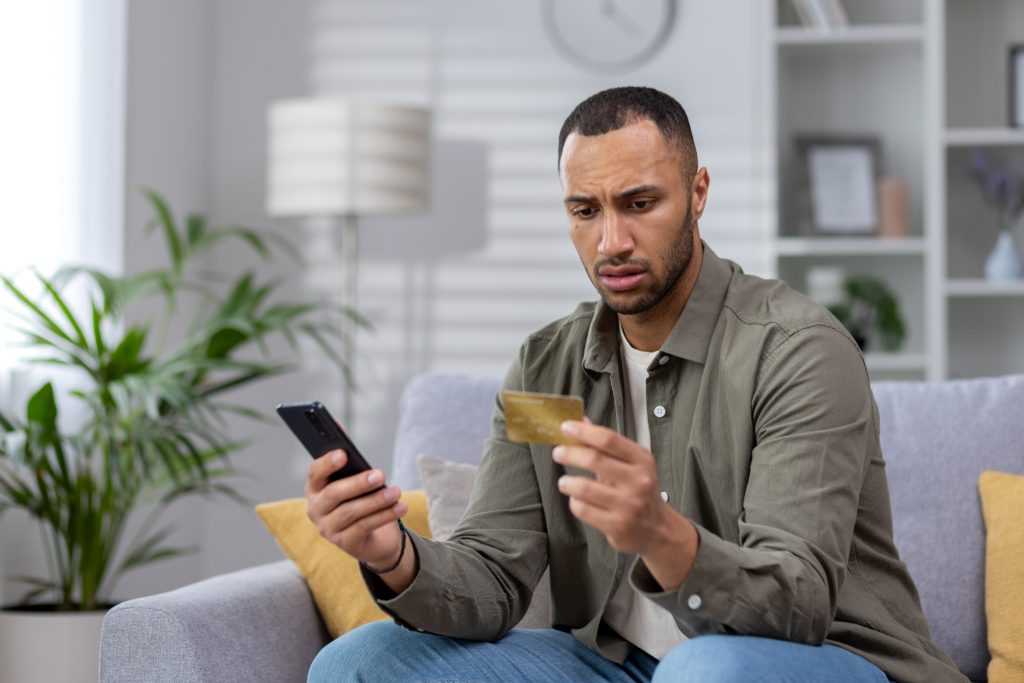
top-left (390, 373), bottom-right (501, 489)
top-left (873, 373), bottom-right (1024, 681)
top-left (978, 470), bottom-right (1024, 682)
top-left (255, 491), bottom-right (432, 638)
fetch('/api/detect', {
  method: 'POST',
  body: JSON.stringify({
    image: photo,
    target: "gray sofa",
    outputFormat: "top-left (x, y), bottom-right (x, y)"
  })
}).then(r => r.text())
top-left (100, 372), bottom-right (1024, 682)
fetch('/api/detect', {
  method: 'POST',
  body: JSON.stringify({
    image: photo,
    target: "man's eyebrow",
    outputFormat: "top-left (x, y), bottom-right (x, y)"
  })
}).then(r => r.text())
top-left (617, 184), bottom-right (661, 199)
top-left (563, 185), bottom-right (662, 205)
top-left (563, 193), bottom-right (595, 205)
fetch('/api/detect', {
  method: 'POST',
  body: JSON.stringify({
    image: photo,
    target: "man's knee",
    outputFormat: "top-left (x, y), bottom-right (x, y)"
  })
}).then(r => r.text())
top-left (652, 635), bottom-right (750, 683)
top-left (308, 621), bottom-right (412, 683)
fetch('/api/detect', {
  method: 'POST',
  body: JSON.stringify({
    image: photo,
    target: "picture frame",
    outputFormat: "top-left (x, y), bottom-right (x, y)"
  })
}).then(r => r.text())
top-left (1010, 45), bottom-right (1024, 127)
top-left (796, 135), bottom-right (882, 236)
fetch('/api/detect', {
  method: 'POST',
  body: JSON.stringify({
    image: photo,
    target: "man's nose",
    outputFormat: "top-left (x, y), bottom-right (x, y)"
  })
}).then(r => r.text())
top-left (598, 211), bottom-right (635, 259)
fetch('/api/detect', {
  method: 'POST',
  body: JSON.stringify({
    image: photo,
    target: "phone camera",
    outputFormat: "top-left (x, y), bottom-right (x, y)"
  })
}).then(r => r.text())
top-left (306, 412), bottom-right (328, 439)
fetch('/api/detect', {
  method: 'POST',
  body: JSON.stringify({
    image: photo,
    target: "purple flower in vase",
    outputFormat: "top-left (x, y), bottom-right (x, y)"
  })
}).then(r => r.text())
top-left (962, 149), bottom-right (1024, 233)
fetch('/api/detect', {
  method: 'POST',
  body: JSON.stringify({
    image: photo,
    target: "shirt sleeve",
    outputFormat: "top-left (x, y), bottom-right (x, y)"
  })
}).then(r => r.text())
top-left (363, 346), bottom-right (549, 639)
top-left (631, 324), bottom-right (875, 644)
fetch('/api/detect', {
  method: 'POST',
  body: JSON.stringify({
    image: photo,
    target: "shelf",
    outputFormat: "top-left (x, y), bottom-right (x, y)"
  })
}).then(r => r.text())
top-left (946, 279), bottom-right (1024, 297)
top-left (945, 128), bottom-right (1024, 147)
top-left (864, 352), bottom-right (928, 373)
top-left (775, 25), bottom-right (924, 46)
top-left (775, 237), bottom-right (926, 257)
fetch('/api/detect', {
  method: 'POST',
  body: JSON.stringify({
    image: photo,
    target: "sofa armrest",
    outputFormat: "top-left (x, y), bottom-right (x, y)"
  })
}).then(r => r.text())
top-left (100, 560), bottom-right (329, 683)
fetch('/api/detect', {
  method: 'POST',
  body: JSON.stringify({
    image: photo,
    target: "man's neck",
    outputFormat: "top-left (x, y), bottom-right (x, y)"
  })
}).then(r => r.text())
top-left (618, 237), bottom-right (703, 352)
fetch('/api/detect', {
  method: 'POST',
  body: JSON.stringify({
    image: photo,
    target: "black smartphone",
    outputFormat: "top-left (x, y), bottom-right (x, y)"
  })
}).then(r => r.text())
top-left (276, 401), bottom-right (375, 484)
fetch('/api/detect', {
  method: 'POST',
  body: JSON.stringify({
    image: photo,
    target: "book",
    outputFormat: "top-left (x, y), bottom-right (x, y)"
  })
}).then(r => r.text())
top-left (821, 0), bottom-right (850, 28)
top-left (790, 0), bottom-right (816, 27)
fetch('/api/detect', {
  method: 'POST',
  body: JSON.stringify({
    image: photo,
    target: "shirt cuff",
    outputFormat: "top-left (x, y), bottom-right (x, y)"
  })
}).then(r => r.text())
top-left (360, 531), bottom-right (443, 632)
top-left (629, 522), bottom-right (742, 635)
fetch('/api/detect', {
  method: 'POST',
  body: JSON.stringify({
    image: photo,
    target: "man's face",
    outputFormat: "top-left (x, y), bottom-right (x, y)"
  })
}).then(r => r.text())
top-left (560, 119), bottom-right (699, 316)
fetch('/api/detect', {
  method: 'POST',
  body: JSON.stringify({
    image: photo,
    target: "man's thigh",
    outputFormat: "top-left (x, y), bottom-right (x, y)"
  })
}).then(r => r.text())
top-left (307, 621), bottom-right (657, 683)
top-left (652, 635), bottom-right (891, 683)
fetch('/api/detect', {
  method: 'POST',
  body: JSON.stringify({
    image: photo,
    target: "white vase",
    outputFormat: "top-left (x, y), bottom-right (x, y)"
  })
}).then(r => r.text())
top-left (984, 229), bottom-right (1022, 282)
top-left (0, 608), bottom-right (106, 682)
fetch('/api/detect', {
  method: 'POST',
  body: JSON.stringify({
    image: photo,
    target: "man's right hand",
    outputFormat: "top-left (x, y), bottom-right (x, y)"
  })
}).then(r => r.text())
top-left (305, 449), bottom-right (408, 571)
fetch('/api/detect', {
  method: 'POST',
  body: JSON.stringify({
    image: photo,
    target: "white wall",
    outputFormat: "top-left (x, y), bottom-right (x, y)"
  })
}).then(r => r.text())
top-left (1, 0), bottom-right (771, 604)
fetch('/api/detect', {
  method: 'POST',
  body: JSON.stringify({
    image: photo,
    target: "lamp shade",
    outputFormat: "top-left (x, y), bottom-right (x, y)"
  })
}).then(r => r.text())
top-left (266, 100), bottom-right (431, 216)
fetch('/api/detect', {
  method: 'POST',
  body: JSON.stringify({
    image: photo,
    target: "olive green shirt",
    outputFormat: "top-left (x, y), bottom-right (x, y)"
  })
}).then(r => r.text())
top-left (367, 243), bottom-right (965, 683)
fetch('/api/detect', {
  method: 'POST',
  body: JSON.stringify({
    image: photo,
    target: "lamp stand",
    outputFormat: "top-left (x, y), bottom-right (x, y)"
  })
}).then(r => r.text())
top-left (340, 213), bottom-right (359, 429)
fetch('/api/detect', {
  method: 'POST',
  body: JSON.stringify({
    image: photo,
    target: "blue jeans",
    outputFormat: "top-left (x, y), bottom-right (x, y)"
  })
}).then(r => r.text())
top-left (307, 622), bottom-right (892, 682)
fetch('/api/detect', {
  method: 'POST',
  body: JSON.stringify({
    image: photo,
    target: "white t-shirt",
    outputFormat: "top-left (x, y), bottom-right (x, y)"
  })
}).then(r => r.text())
top-left (602, 325), bottom-right (689, 660)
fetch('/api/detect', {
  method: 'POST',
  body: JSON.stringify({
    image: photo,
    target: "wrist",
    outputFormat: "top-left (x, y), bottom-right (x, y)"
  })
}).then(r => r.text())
top-left (361, 521), bottom-right (408, 575)
top-left (640, 507), bottom-right (698, 591)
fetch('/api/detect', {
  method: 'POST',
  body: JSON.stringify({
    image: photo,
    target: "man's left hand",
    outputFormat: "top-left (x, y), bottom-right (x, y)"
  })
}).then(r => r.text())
top-left (553, 419), bottom-right (698, 589)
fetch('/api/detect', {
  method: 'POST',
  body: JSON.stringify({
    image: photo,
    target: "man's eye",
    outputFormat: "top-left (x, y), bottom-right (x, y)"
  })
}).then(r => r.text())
top-left (631, 199), bottom-right (653, 210)
top-left (573, 207), bottom-right (596, 218)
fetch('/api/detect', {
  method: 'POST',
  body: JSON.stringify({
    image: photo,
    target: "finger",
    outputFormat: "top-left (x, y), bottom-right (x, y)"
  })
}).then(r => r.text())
top-left (566, 495), bottom-right (621, 539)
top-left (334, 501), bottom-right (409, 547)
top-left (319, 484), bottom-right (402, 535)
top-left (305, 449), bottom-right (348, 495)
top-left (560, 420), bottom-right (648, 464)
top-left (307, 467), bottom-right (385, 519)
top-left (552, 445), bottom-right (634, 482)
top-left (557, 475), bottom-right (624, 510)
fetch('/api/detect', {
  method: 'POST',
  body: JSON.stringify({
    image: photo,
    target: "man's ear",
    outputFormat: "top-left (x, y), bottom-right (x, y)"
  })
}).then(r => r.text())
top-left (690, 167), bottom-right (710, 220)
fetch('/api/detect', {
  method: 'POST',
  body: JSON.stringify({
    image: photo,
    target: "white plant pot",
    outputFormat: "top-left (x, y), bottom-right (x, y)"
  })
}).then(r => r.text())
top-left (0, 608), bottom-right (106, 682)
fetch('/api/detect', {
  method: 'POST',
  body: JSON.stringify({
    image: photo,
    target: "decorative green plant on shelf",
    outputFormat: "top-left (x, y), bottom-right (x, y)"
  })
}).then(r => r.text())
top-left (826, 275), bottom-right (906, 353)
top-left (0, 189), bottom-right (356, 611)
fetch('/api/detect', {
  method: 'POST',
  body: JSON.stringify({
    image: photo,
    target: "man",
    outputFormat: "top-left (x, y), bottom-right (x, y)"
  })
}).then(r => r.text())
top-left (304, 87), bottom-right (965, 682)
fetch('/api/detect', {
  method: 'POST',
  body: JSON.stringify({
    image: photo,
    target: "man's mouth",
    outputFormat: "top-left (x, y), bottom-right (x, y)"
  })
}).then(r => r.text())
top-left (597, 266), bottom-right (647, 292)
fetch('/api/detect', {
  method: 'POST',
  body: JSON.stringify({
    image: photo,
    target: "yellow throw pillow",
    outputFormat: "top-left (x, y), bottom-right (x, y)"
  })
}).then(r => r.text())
top-left (256, 491), bottom-right (431, 638)
top-left (979, 470), bottom-right (1024, 683)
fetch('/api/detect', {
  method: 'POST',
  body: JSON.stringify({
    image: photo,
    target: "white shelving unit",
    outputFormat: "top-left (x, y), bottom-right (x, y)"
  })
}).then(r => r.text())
top-left (945, 128), bottom-right (1024, 147)
top-left (775, 25), bottom-right (924, 46)
top-left (768, 0), bottom-right (1024, 381)
top-left (775, 237), bottom-right (927, 256)
top-left (946, 280), bottom-right (1024, 298)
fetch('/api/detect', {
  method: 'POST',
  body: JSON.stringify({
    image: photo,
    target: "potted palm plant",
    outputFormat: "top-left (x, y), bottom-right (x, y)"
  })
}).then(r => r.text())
top-left (0, 190), bottom-right (354, 681)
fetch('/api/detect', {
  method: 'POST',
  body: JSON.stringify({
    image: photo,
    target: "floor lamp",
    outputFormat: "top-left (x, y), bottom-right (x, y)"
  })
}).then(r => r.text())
top-left (266, 100), bottom-right (431, 428)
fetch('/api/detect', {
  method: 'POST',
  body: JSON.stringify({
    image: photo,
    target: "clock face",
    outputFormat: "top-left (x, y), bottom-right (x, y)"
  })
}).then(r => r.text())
top-left (543, 0), bottom-right (677, 72)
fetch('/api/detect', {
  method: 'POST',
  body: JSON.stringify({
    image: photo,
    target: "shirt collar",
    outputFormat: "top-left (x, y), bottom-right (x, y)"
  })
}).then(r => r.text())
top-left (583, 241), bottom-right (732, 373)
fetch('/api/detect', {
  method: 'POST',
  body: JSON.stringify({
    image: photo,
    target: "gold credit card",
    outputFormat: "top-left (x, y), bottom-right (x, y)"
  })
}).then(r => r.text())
top-left (501, 390), bottom-right (584, 445)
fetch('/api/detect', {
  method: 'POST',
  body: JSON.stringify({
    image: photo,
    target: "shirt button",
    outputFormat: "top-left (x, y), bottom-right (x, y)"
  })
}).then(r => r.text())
top-left (687, 594), bottom-right (702, 610)
top-left (653, 405), bottom-right (667, 418)
top-left (658, 355), bottom-right (669, 366)
top-left (660, 491), bottom-right (670, 502)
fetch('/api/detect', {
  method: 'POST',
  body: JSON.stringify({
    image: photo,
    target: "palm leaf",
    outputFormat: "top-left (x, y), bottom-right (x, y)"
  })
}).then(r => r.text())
top-left (1, 275), bottom-right (78, 349)
top-left (141, 188), bottom-right (183, 271)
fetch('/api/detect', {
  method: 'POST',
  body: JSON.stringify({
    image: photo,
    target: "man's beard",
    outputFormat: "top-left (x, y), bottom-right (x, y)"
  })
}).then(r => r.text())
top-left (588, 210), bottom-right (695, 316)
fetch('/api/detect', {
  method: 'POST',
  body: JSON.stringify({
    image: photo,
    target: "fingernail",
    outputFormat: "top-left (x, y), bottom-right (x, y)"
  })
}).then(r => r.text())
top-left (331, 452), bottom-right (343, 465)
top-left (367, 470), bottom-right (383, 484)
top-left (393, 502), bottom-right (408, 515)
top-left (561, 421), bottom-right (576, 435)
top-left (383, 486), bottom-right (399, 501)
top-left (552, 446), bottom-right (564, 462)
top-left (557, 476), bottom-right (568, 491)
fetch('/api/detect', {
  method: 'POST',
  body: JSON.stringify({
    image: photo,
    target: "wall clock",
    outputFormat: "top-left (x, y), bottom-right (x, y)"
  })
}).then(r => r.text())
top-left (543, 0), bottom-right (678, 72)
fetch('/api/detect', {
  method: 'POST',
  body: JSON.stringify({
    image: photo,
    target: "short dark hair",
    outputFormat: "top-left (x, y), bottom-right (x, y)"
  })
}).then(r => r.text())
top-left (557, 86), bottom-right (698, 180)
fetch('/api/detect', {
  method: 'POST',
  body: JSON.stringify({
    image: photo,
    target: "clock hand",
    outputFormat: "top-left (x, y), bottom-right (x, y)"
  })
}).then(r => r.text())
top-left (601, 0), bottom-right (642, 37)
